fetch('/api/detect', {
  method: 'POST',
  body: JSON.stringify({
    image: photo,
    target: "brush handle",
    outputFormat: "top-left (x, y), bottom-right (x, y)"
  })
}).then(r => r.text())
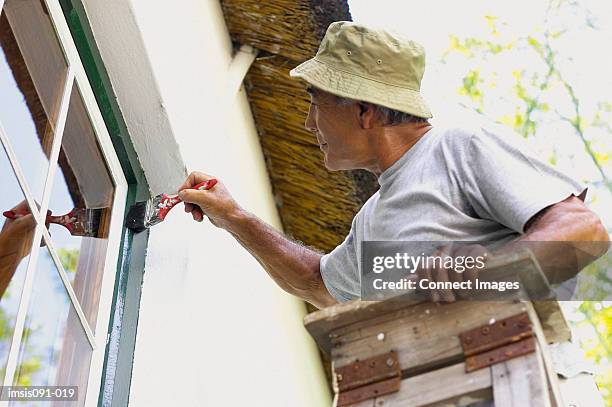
top-left (157, 178), bottom-right (218, 221)
top-left (3, 209), bottom-right (78, 233)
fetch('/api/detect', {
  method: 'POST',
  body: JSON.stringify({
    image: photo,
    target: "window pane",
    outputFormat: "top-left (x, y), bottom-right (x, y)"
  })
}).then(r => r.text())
top-left (12, 244), bottom-right (91, 407)
top-left (0, 0), bottom-right (68, 200)
top-left (0, 144), bottom-right (37, 380)
top-left (47, 85), bottom-right (114, 331)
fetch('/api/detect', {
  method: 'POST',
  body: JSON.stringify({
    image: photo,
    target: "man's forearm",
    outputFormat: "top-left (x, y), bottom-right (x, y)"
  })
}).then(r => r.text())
top-left (225, 208), bottom-right (337, 308)
top-left (507, 196), bottom-right (609, 283)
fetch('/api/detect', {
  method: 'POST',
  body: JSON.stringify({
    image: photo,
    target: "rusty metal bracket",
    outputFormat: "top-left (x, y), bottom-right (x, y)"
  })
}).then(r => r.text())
top-left (460, 312), bottom-right (535, 372)
top-left (335, 350), bottom-right (401, 406)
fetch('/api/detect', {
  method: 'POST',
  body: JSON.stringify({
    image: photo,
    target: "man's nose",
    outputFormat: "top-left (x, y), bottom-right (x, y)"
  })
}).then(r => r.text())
top-left (304, 104), bottom-right (317, 132)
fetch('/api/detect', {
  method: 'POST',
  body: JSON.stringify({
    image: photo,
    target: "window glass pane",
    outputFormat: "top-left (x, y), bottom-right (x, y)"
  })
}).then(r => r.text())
top-left (0, 0), bottom-right (68, 200)
top-left (0, 144), bottom-right (37, 380)
top-left (47, 85), bottom-right (114, 331)
top-left (12, 243), bottom-right (91, 407)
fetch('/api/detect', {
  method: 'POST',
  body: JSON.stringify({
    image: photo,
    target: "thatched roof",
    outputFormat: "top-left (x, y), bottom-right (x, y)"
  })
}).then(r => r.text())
top-left (221, 0), bottom-right (379, 253)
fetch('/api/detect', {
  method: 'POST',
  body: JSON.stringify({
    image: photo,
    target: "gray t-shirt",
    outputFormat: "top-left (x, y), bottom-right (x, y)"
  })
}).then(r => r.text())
top-left (320, 124), bottom-right (586, 302)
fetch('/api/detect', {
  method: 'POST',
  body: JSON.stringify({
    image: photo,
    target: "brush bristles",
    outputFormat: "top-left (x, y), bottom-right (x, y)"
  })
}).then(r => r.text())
top-left (78, 208), bottom-right (104, 237)
top-left (125, 195), bottom-right (164, 233)
top-left (125, 201), bottom-right (148, 233)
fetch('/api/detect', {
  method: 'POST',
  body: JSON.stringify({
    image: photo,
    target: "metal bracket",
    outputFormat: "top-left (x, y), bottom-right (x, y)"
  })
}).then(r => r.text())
top-left (460, 312), bottom-right (536, 372)
top-left (335, 350), bottom-right (401, 406)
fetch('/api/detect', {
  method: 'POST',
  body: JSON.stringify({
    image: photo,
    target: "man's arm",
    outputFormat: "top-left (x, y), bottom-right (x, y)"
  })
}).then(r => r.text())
top-left (178, 172), bottom-right (338, 309)
top-left (521, 195), bottom-right (608, 242)
top-left (0, 201), bottom-right (36, 298)
top-left (509, 194), bottom-right (610, 283)
top-left (424, 195), bottom-right (609, 302)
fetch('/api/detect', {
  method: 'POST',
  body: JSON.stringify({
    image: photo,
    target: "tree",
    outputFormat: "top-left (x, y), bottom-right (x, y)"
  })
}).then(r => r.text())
top-left (443, 1), bottom-right (612, 403)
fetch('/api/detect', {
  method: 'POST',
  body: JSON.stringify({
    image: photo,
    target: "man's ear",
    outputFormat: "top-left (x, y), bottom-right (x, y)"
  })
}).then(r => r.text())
top-left (357, 102), bottom-right (377, 129)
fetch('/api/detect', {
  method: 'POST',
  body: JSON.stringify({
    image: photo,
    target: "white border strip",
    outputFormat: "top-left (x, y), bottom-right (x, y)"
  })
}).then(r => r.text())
top-left (39, 68), bottom-right (75, 219)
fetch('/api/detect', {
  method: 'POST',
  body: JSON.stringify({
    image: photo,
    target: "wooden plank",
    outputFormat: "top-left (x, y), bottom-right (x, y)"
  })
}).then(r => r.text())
top-left (305, 297), bottom-right (423, 355)
top-left (305, 251), bottom-right (540, 354)
top-left (531, 300), bottom-right (571, 344)
top-left (331, 301), bottom-right (528, 374)
top-left (372, 362), bottom-right (492, 406)
top-left (338, 398), bottom-right (374, 407)
top-left (338, 377), bottom-right (400, 407)
top-left (492, 352), bottom-right (551, 407)
top-left (526, 302), bottom-right (566, 407)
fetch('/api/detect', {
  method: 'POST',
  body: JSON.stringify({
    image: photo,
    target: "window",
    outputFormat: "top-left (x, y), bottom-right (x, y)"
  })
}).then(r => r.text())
top-left (0, 0), bottom-right (128, 405)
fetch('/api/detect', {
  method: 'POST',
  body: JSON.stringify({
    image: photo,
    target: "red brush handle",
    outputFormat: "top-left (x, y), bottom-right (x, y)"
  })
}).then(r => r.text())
top-left (157, 178), bottom-right (218, 221)
top-left (3, 210), bottom-right (18, 218)
top-left (3, 209), bottom-right (76, 233)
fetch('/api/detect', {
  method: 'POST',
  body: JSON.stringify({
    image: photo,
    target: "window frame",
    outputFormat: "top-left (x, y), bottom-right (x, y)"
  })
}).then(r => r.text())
top-left (0, 0), bottom-right (132, 404)
top-left (58, 1), bottom-right (151, 406)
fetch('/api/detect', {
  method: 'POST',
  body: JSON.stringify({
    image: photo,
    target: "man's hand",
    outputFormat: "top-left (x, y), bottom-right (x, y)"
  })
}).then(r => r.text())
top-left (416, 243), bottom-right (489, 303)
top-left (1, 200), bottom-right (37, 259)
top-left (177, 171), bottom-right (243, 231)
top-left (1, 201), bottom-right (38, 298)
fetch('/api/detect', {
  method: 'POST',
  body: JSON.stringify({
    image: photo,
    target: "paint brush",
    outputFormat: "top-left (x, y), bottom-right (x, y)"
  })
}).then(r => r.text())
top-left (125, 179), bottom-right (218, 233)
top-left (3, 208), bottom-right (108, 237)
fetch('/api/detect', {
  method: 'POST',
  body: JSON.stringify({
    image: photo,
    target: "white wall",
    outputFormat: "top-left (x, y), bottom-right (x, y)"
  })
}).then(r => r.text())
top-left (82, 1), bottom-right (331, 406)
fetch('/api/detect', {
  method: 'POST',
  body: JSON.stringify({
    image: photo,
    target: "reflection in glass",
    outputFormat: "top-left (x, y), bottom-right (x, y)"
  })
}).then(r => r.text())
top-left (0, 0), bottom-right (68, 200)
top-left (12, 244), bottom-right (91, 407)
top-left (0, 145), bottom-right (36, 379)
top-left (47, 85), bottom-right (114, 332)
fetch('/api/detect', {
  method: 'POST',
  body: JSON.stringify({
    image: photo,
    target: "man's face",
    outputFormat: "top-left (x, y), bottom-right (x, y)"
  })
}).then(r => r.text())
top-left (304, 88), bottom-right (371, 171)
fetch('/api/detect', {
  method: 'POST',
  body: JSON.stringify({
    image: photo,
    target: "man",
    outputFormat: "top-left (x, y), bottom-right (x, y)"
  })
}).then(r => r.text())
top-left (178, 21), bottom-right (608, 309)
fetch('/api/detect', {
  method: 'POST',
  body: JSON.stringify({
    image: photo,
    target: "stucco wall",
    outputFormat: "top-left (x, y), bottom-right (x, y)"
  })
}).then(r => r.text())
top-left (81, 1), bottom-right (330, 406)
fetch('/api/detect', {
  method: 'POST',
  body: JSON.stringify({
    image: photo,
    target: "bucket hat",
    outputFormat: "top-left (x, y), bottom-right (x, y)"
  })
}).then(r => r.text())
top-left (290, 21), bottom-right (432, 119)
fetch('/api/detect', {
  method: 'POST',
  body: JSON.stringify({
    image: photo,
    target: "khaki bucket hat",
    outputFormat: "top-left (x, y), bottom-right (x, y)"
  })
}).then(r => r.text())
top-left (290, 21), bottom-right (432, 119)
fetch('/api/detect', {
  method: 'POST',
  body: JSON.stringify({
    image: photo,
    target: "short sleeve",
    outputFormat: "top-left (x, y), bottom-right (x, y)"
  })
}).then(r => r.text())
top-left (319, 218), bottom-right (360, 302)
top-left (463, 127), bottom-right (587, 233)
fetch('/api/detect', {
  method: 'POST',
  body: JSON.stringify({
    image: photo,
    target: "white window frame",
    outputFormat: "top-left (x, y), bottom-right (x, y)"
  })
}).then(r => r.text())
top-left (0, 0), bottom-right (128, 405)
